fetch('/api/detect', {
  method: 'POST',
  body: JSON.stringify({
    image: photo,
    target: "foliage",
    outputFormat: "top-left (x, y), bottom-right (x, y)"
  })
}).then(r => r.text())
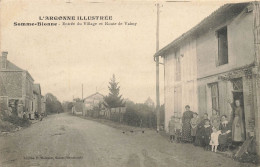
top-left (62, 101), bottom-right (73, 112)
top-left (2, 114), bottom-right (31, 127)
top-left (123, 100), bottom-right (157, 128)
top-left (0, 119), bottom-right (16, 132)
top-left (73, 98), bottom-right (82, 102)
top-left (103, 74), bottom-right (125, 108)
top-left (45, 93), bottom-right (64, 114)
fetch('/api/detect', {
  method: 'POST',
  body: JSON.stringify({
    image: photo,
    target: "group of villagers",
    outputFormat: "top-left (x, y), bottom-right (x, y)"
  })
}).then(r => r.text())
top-left (168, 100), bottom-right (245, 152)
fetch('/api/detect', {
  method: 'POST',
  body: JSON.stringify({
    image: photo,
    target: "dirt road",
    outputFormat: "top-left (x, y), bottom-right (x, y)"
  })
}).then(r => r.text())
top-left (0, 113), bottom-right (256, 167)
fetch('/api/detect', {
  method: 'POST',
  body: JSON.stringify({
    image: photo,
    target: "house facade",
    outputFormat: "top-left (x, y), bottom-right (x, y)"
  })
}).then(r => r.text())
top-left (83, 92), bottom-right (104, 117)
top-left (0, 77), bottom-right (8, 113)
top-left (144, 97), bottom-right (155, 108)
top-left (155, 2), bottom-right (260, 155)
top-left (0, 51), bottom-right (34, 118)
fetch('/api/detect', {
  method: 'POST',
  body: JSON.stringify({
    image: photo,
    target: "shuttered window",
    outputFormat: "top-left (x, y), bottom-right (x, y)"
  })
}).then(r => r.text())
top-left (217, 26), bottom-right (228, 66)
top-left (210, 83), bottom-right (219, 112)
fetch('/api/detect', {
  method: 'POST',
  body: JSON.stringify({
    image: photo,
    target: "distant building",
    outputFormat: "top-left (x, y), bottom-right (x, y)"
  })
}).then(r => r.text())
top-left (72, 101), bottom-right (84, 115)
top-left (83, 92), bottom-right (104, 117)
top-left (0, 51), bottom-right (34, 118)
top-left (144, 97), bottom-right (155, 108)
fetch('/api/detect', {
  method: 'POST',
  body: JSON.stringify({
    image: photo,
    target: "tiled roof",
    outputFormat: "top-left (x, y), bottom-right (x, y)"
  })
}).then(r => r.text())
top-left (155, 2), bottom-right (251, 57)
top-left (0, 57), bottom-right (23, 71)
top-left (0, 57), bottom-right (34, 81)
top-left (84, 92), bottom-right (104, 100)
top-left (33, 84), bottom-right (41, 95)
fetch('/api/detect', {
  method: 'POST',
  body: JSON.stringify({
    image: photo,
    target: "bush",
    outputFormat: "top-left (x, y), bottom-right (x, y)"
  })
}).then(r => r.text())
top-left (0, 119), bottom-right (16, 132)
top-left (123, 102), bottom-right (157, 128)
top-left (3, 115), bottom-right (31, 127)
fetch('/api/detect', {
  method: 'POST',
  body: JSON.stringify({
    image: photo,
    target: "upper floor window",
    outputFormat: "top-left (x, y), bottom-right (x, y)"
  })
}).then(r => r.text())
top-left (175, 50), bottom-right (181, 81)
top-left (217, 26), bottom-right (228, 66)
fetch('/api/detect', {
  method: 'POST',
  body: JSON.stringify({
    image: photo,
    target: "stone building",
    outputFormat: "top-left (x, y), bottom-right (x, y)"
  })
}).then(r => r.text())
top-left (155, 2), bottom-right (260, 155)
top-left (0, 51), bottom-right (34, 118)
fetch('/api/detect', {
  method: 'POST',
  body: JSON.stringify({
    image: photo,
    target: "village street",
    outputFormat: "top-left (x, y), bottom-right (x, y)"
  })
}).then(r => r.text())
top-left (0, 113), bottom-right (256, 167)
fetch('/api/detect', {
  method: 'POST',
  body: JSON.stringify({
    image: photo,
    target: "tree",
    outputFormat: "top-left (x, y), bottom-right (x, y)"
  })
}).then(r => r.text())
top-left (103, 74), bottom-right (125, 108)
top-left (73, 98), bottom-right (82, 102)
top-left (62, 101), bottom-right (73, 112)
top-left (45, 93), bottom-right (63, 114)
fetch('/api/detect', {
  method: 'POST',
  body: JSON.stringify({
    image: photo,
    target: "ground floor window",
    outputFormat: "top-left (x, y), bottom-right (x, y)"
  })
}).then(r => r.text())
top-left (210, 83), bottom-right (219, 114)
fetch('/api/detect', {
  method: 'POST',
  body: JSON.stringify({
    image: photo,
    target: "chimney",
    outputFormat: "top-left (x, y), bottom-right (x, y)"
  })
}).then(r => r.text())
top-left (1, 51), bottom-right (8, 69)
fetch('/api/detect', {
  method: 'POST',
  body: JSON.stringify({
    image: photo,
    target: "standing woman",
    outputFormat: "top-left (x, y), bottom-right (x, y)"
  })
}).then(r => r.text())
top-left (181, 105), bottom-right (194, 143)
top-left (232, 100), bottom-right (245, 143)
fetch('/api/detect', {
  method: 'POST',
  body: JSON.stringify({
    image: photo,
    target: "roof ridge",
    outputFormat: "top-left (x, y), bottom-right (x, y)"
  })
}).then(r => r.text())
top-left (155, 2), bottom-right (251, 57)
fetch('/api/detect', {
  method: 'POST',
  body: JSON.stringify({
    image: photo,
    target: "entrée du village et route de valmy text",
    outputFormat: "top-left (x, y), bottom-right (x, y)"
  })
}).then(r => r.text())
top-left (13, 16), bottom-right (137, 26)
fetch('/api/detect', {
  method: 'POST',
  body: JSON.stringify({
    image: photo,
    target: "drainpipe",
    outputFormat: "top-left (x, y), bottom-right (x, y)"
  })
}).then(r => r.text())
top-left (252, 1), bottom-right (260, 157)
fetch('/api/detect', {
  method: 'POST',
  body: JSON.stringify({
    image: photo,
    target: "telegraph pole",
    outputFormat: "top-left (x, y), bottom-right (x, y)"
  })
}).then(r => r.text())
top-left (82, 84), bottom-right (84, 101)
top-left (82, 84), bottom-right (84, 116)
top-left (156, 2), bottom-right (160, 132)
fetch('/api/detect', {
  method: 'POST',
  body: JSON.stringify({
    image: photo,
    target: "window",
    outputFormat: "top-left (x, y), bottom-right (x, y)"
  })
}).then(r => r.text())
top-left (210, 83), bottom-right (219, 112)
top-left (232, 78), bottom-right (243, 91)
top-left (217, 27), bottom-right (228, 66)
top-left (175, 50), bottom-right (181, 81)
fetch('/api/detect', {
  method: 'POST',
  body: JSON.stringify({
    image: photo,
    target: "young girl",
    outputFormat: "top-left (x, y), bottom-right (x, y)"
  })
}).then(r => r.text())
top-left (190, 112), bottom-right (199, 143)
top-left (210, 127), bottom-right (222, 152)
top-left (175, 116), bottom-right (182, 143)
top-left (201, 119), bottom-right (212, 151)
top-left (210, 109), bottom-right (220, 125)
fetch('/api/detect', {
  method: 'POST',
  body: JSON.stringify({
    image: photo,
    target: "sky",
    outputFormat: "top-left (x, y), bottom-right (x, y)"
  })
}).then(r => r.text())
top-left (0, 0), bottom-right (232, 103)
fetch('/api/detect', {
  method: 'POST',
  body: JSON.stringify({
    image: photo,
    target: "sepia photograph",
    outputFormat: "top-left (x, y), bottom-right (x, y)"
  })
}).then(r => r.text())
top-left (0, 0), bottom-right (260, 166)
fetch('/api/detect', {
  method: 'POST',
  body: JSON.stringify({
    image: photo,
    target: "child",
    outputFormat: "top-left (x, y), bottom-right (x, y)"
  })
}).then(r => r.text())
top-left (201, 119), bottom-right (212, 151)
top-left (212, 119), bottom-right (220, 131)
top-left (210, 109), bottom-right (220, 124)
top-left (194, 113), bottom-right (208, 146)
top-left (210, 127), bottom-right (222, 152)
top-left (168, 116), bottom-right (175, 142)
top-left (190, 112), bottom-right (199, 143)
top-left (175, 116), bottom-right (182, 143)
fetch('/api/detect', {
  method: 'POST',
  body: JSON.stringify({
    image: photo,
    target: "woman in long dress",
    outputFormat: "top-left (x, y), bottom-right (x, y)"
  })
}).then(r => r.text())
top-left (232, 100), bottom-right (245, 143)
top-left (181, 105), bottom-right (194, 143)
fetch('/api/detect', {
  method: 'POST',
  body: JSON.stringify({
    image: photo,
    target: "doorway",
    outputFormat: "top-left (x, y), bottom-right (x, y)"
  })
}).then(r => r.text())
top-left (232, 77), bottom-right (246, 141)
